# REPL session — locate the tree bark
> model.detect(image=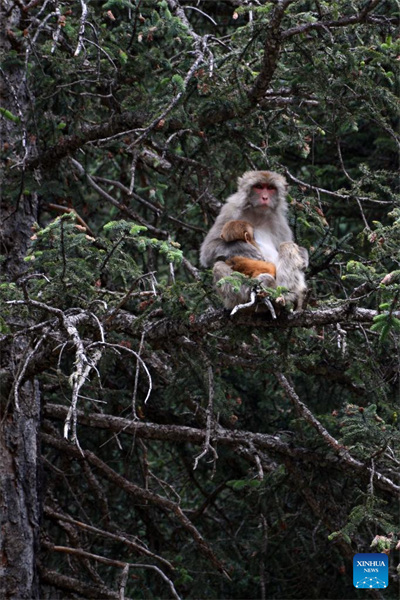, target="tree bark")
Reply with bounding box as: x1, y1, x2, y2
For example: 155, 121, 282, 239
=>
0, 381, 41, 599
0, 2, 42, 597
